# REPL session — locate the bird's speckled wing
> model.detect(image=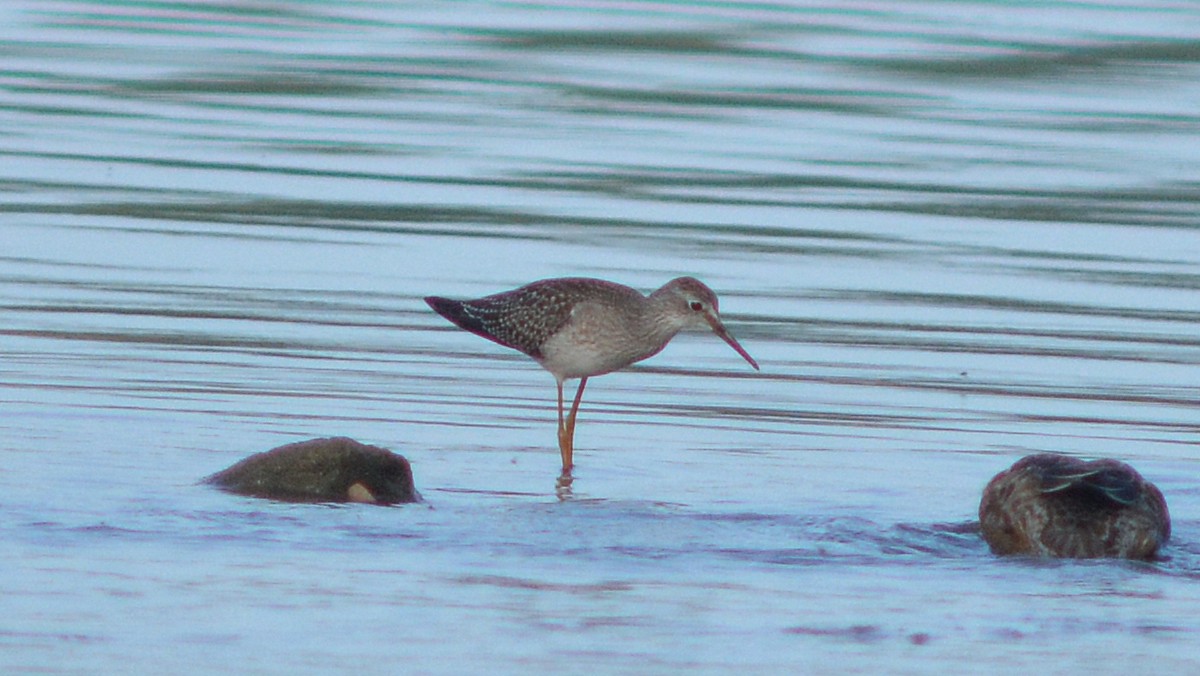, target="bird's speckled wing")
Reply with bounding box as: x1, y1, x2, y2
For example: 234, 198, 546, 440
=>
426, 278, 643, 360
